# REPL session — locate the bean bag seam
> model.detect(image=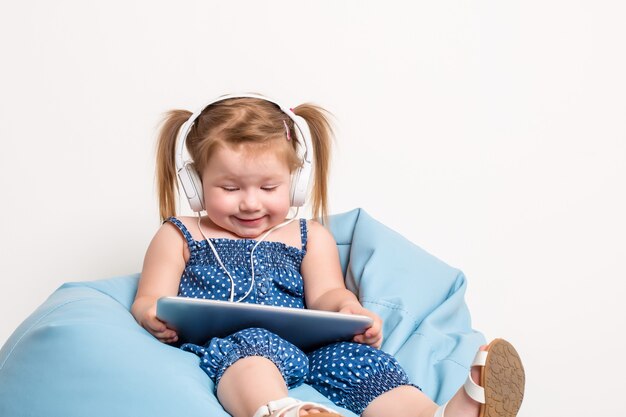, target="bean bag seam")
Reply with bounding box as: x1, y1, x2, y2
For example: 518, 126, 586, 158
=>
0, 298, 100, 371
361, 299, 413, 317
437, 357, 469, 369
361, 301, 473, 367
